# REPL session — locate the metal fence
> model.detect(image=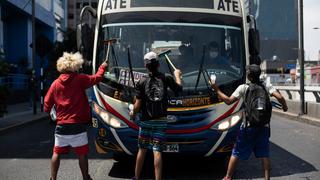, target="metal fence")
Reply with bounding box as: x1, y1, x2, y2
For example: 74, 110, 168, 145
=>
274, 85, 320, 103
